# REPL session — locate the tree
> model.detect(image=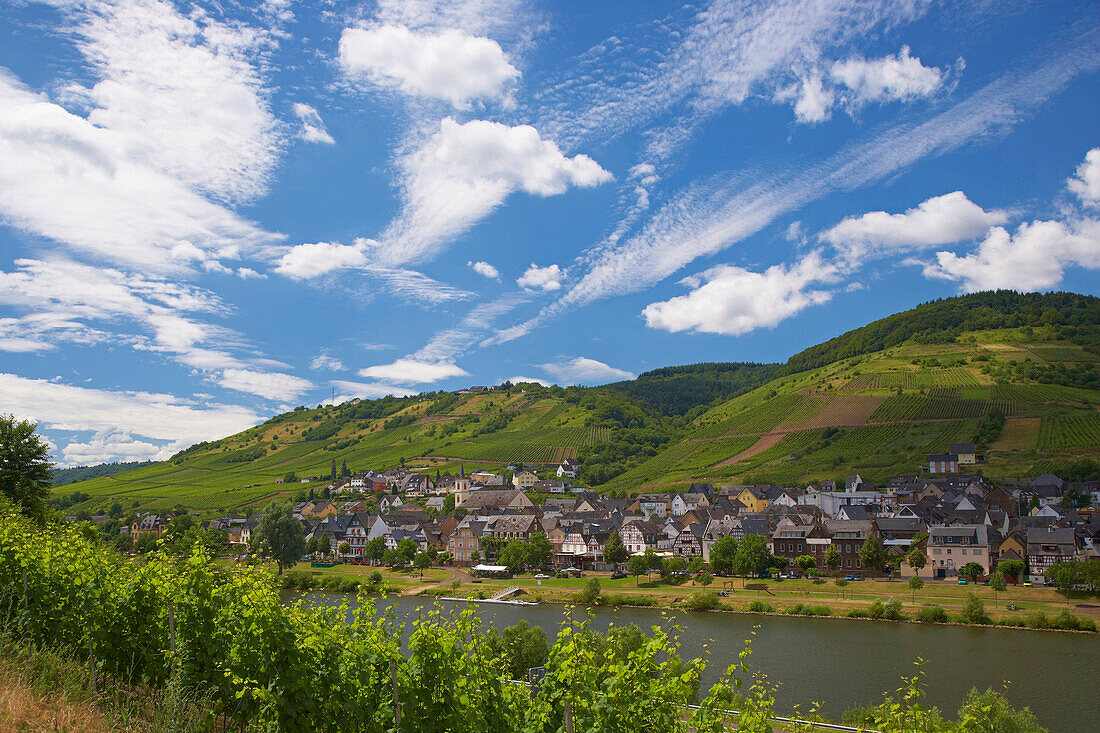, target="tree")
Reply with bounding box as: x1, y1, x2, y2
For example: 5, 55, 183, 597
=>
643, 549, 664, 579
999, 558, 1025, 585
578, 577, 601, 604
365, 537, 386, 564
960, 562, 984, 584
989, 570, 1007, 602
338, 541, 351, 558
698, 572, 714, 587
134, 533, 158, 554
397, 538, 418, 562
858, 536, 888, 576
283, 471, 297, 484
250, 501, 306, 573
961, 592, 987, 624
1046, 560, 1081, 603
306, 535, 319, 558
113, 532, 133, 553
469, 549, 480, 565
527, 533, 552, 568
732, 535, 772, 578
0, 415, 52, 518
413, 550, 433, 576
107, 501, 123, 519
627, 555, 648, 586
317, 532, 331, 559
382, 548, 405, 568
603, 530, 628, 566
499, 540, 530, 573
794, 555, 817, 576
824, 545, 842, 575
908, 575, 924, 602
906, 547, 927, 576
709, 536, 738, 575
